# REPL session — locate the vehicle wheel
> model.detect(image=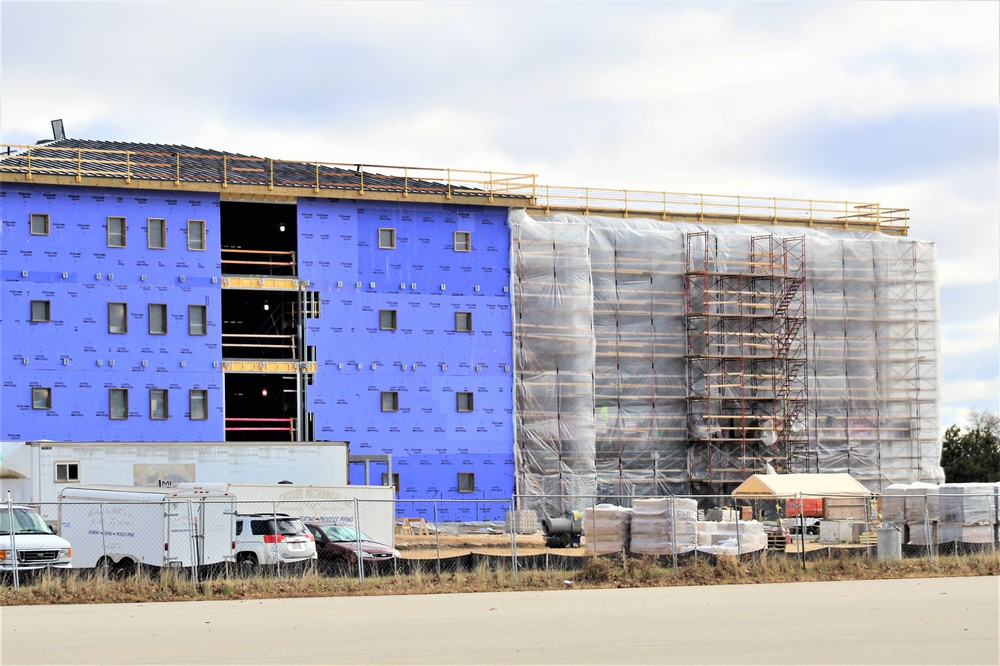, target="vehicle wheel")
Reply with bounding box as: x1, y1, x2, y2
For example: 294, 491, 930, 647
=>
113, 558, 137, 580
94, 557, 113, 580
236, 553, 258, 577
